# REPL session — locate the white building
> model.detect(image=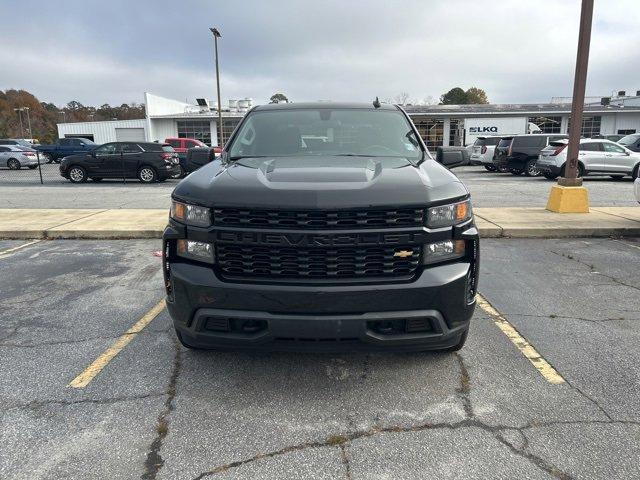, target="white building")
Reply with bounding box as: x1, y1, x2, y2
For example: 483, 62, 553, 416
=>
57, 91, 640, 149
